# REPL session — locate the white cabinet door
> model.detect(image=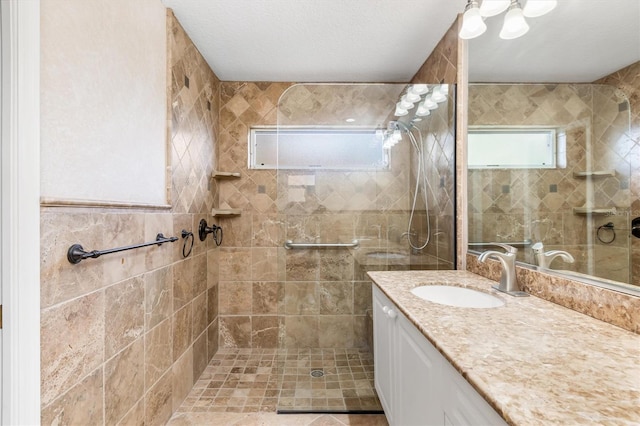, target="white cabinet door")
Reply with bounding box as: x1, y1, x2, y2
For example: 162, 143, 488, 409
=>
442, 360, 507, 426
396, 312, 443, 426
373, 287, 396, 423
